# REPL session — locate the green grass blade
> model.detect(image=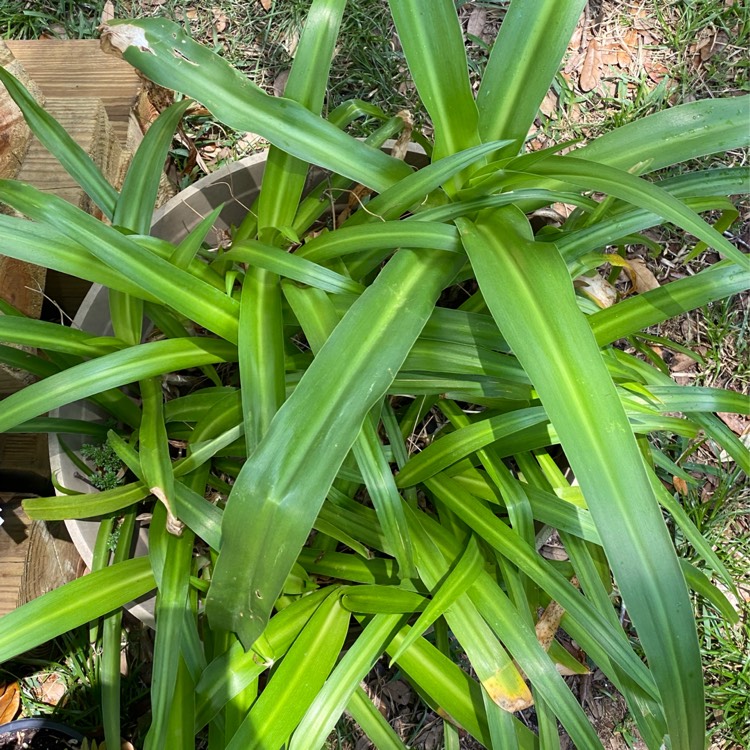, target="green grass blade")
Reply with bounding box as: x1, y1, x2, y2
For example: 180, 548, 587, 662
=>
145, 523, 195, 750
22, 482, 149, 520
388, 535, 484, 664
252, 0, 347, 235
297, 221, 461, 263
115, 99, 191, 233
102, 18, 411, 193
589, 262, 750, 346
140, 376, 178, 530
509, 155, 750, 271
0, 316, 124, 357
0, 215, 161, 301
396, 407, 549, 487
387, 0, 480, 160
101, 510, 137, 750
0, 557, 155, 661
458, 206, 703, 749
477, 0, 586, 150
346, 686, 408, 750
194, 589, 332, 730
220, 242, 365, 294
